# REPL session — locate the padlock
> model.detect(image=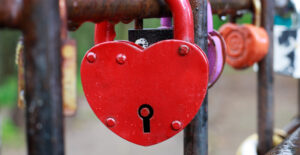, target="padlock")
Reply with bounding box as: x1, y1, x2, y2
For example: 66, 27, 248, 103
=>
219, 0, 269, 69
207, 1, 226, 88
126, 2, 225, 88
81, 0, 209, 146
